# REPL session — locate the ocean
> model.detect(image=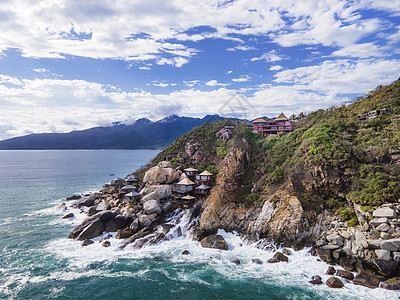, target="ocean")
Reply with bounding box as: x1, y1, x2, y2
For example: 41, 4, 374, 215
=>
0, 150, 397, 299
